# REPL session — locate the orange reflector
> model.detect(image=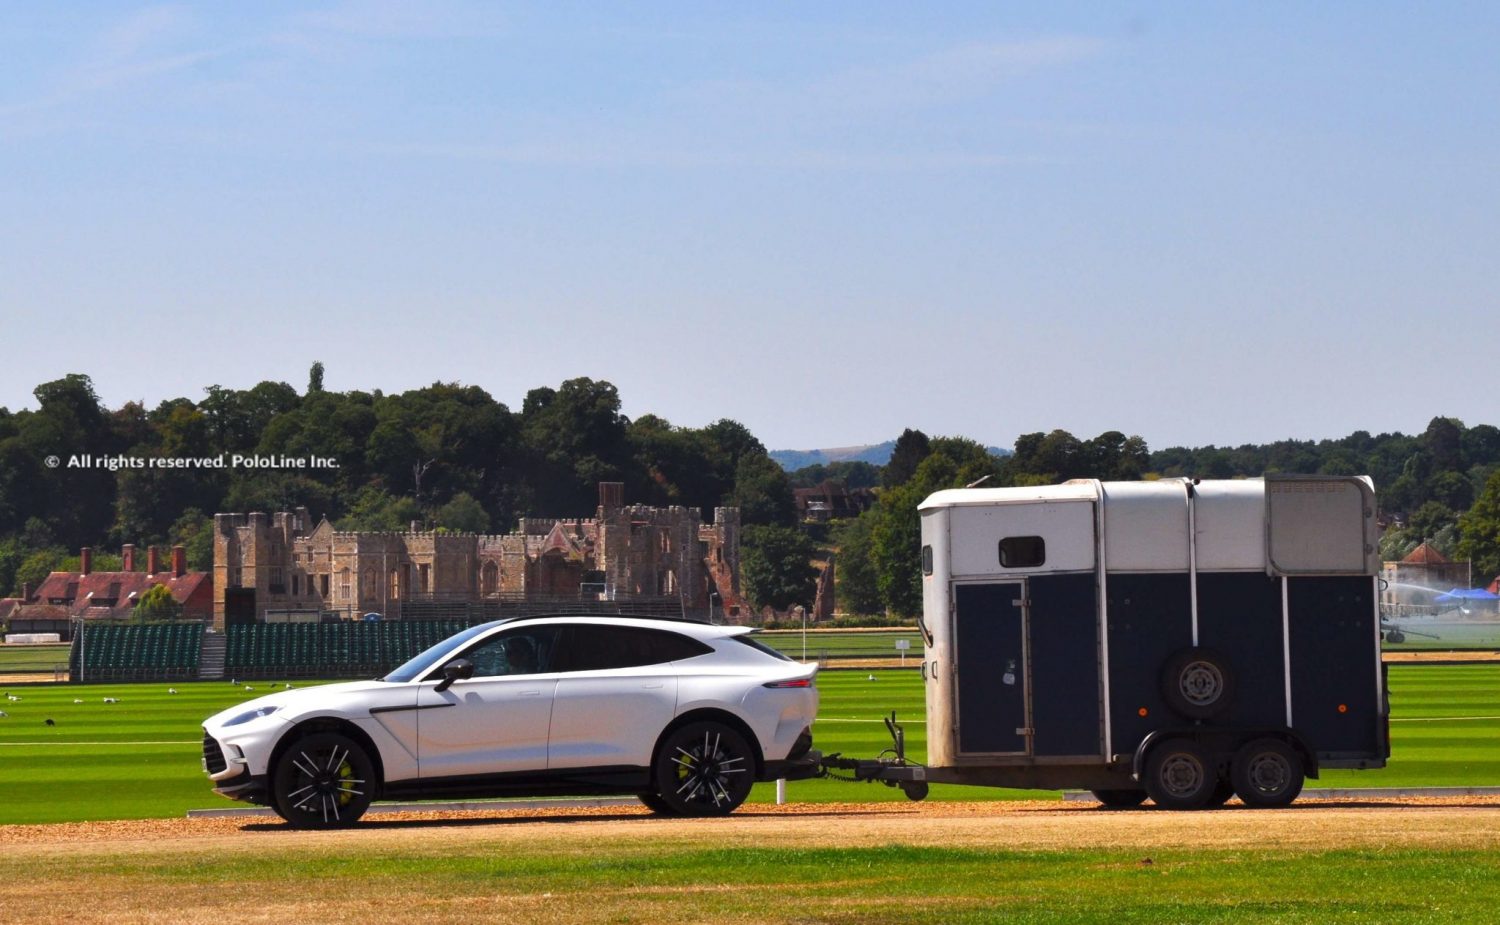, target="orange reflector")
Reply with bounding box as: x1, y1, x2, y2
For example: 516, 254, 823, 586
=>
1138, 707, 1149, 717
1338, 704, 1348, 713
